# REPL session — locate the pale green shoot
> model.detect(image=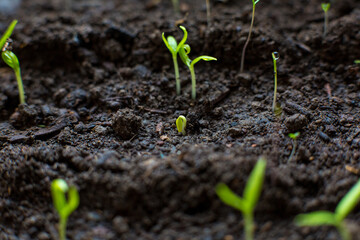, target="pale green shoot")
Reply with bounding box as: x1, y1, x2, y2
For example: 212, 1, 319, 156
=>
288, 132, 300, 162
295, 179, 360, 240
240, 0, 260, 73
216, 157, 267, 240
321, 3, 331, 38
272, 52, 280, 115
51, 179, 80, 240
171, 0, 179, 14
176, 115, 187, 135
206, 0, 211, 27
162, 26, 188, 95
0, 20, 17, 50
179, 40, 217, 99
354, 60, 360, 64
2, 50, 25, 104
